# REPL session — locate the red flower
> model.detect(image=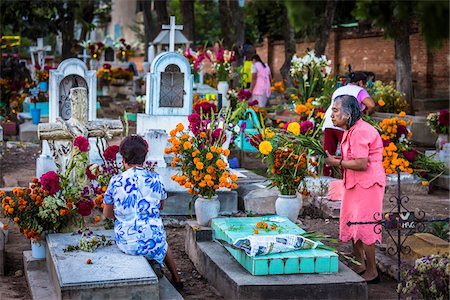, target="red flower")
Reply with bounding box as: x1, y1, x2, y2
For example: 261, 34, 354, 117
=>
188, 112, 201, 127
237, 90, 252, 101
76, 200, 95, 217
396, 125, 408, 138
40, 171, 60, 195
300, 120, 314, 134
73, 136, 89, 152
438, 109, 449, 126
403, 149, 417, 162
103, 145, 120, 161
86, 164, 97, 180
382, 139, 391, 147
